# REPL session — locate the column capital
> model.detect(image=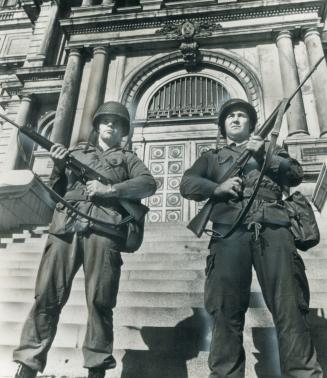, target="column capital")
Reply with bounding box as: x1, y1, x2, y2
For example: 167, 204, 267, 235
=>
18, 94, 34, 103
302, 27, 320, 40
68, 48, 83, 58
93, 45, 110, 56
275, 30, 293, 43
